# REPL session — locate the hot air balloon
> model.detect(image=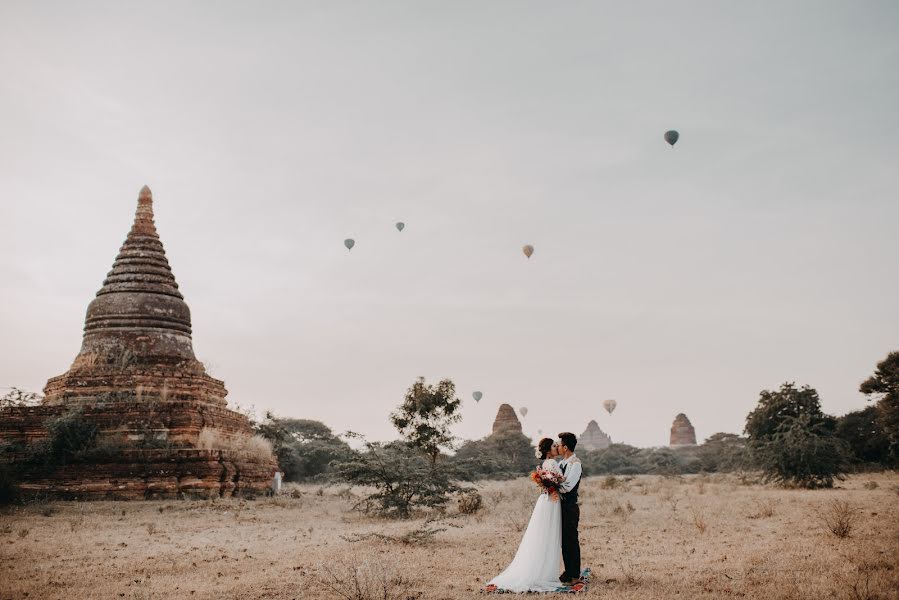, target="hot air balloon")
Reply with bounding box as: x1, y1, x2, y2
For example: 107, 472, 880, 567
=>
472, 391, 482, 402
395, 222, 405, 232
664, 130, 679, 146
603, 399, 617, 415
520, 407, 528, 417
344, 238, 355, 251
522, 244, 534, 259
